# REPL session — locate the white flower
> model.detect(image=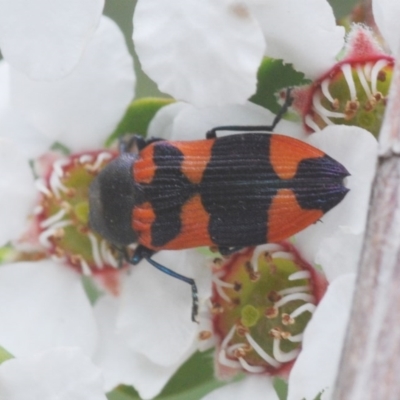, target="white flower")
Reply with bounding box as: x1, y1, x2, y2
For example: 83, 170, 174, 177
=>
0, 0, 104, 80
0, 2, 385, 398
372, 0, 400, 57
0, 15, 135, 246
106, 98, 377, 398
0, 14, 138, 397
0, 347, 107, 400
287, 274, 355, 400
133, 0, 344, 107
